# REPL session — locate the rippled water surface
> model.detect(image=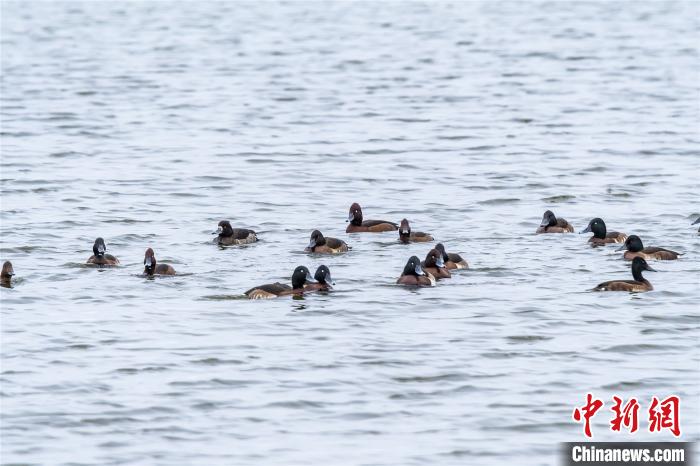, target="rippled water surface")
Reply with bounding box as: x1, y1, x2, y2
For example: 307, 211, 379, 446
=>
2, 2, 699, 465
